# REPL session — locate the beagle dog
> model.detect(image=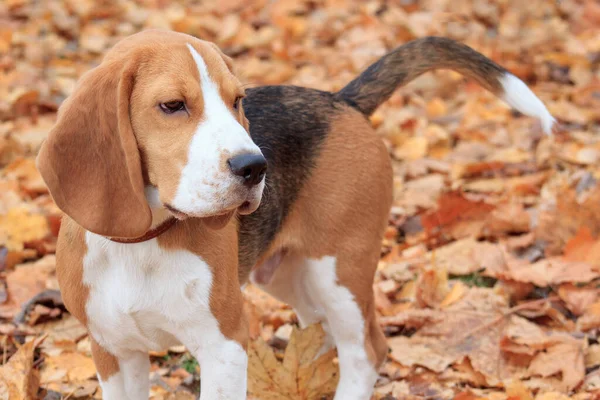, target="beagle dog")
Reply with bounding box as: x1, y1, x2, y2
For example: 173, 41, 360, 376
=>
36, 30, 554, 400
